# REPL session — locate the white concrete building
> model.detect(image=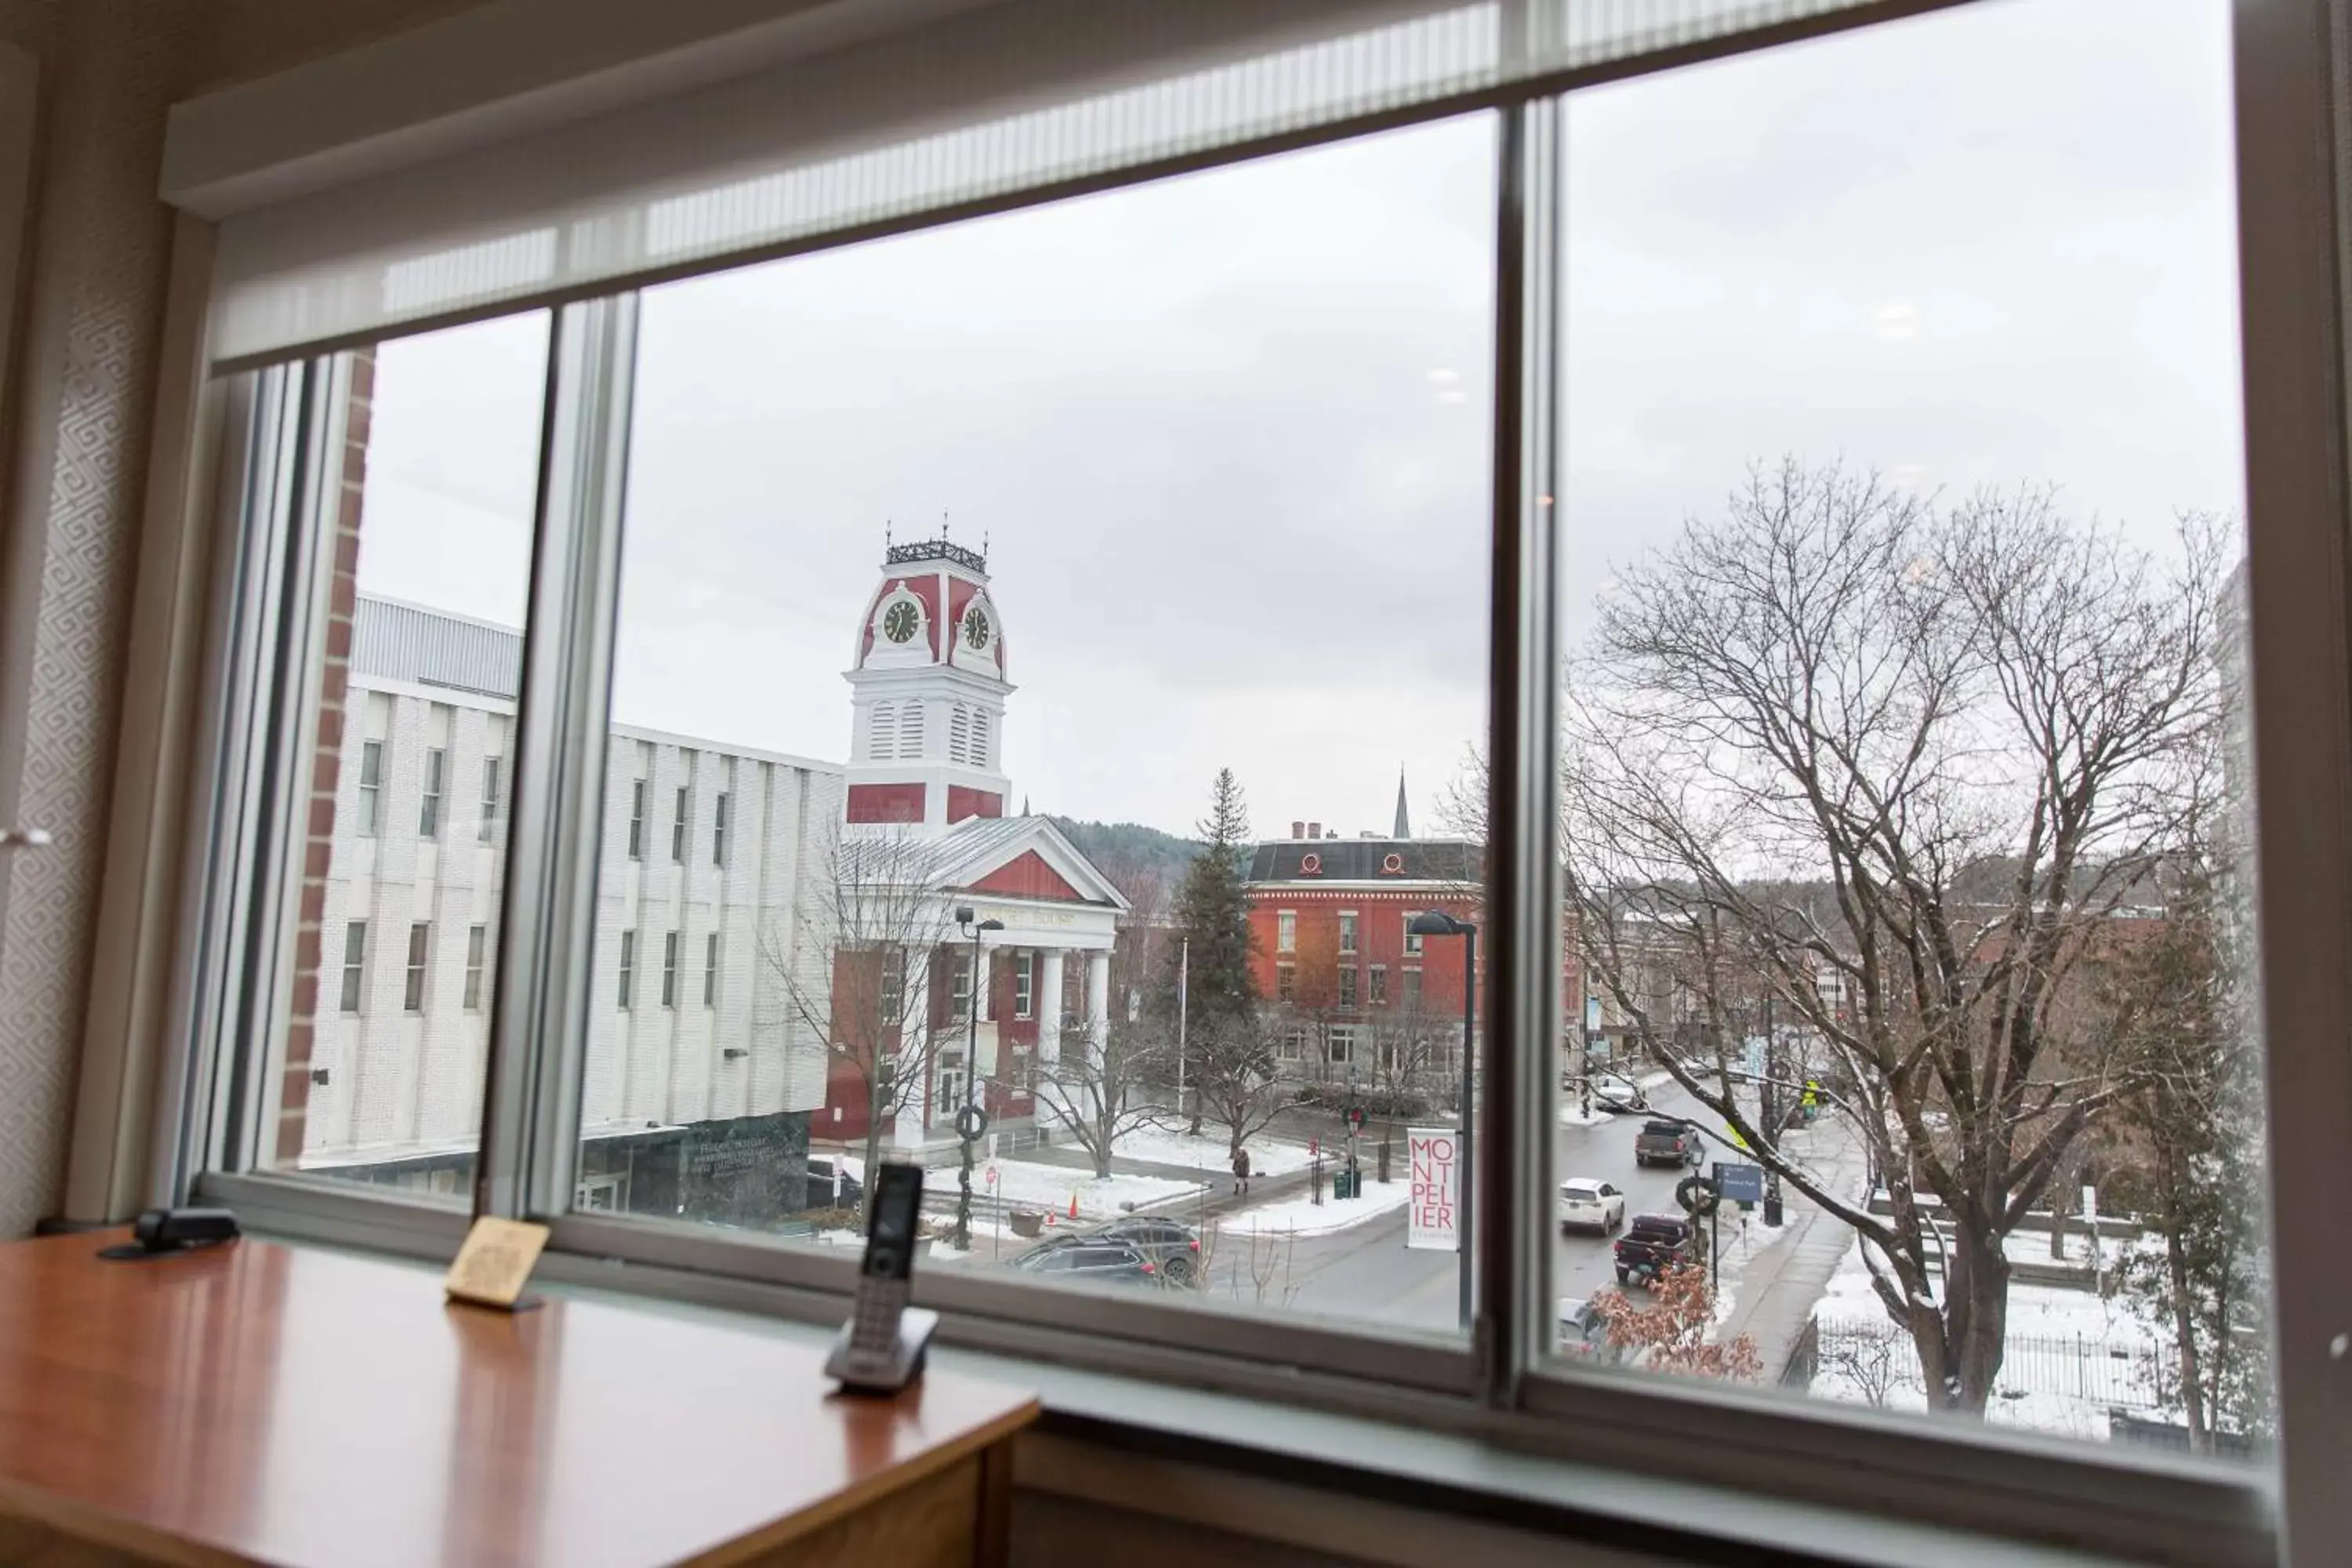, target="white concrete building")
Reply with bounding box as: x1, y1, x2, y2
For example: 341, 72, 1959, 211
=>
304, 595, 839, 1221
